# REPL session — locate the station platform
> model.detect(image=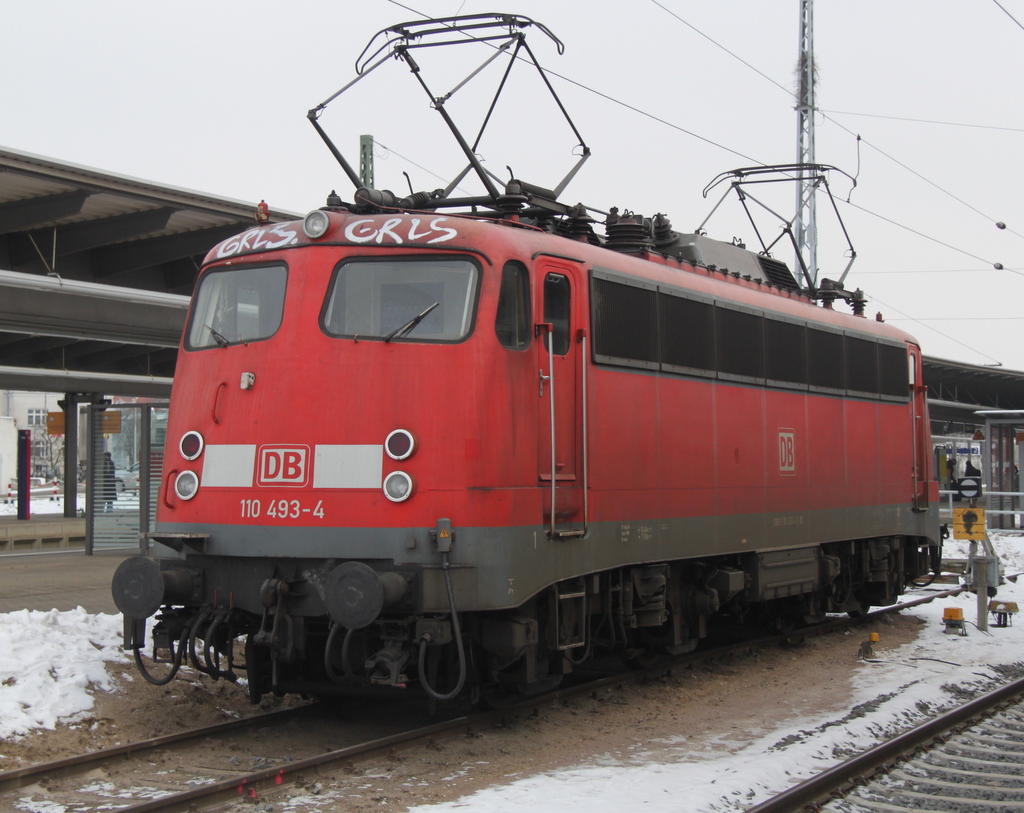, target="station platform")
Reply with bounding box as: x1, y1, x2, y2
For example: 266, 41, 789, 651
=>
0, 548, 132, 615
0, 514, 88, 554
